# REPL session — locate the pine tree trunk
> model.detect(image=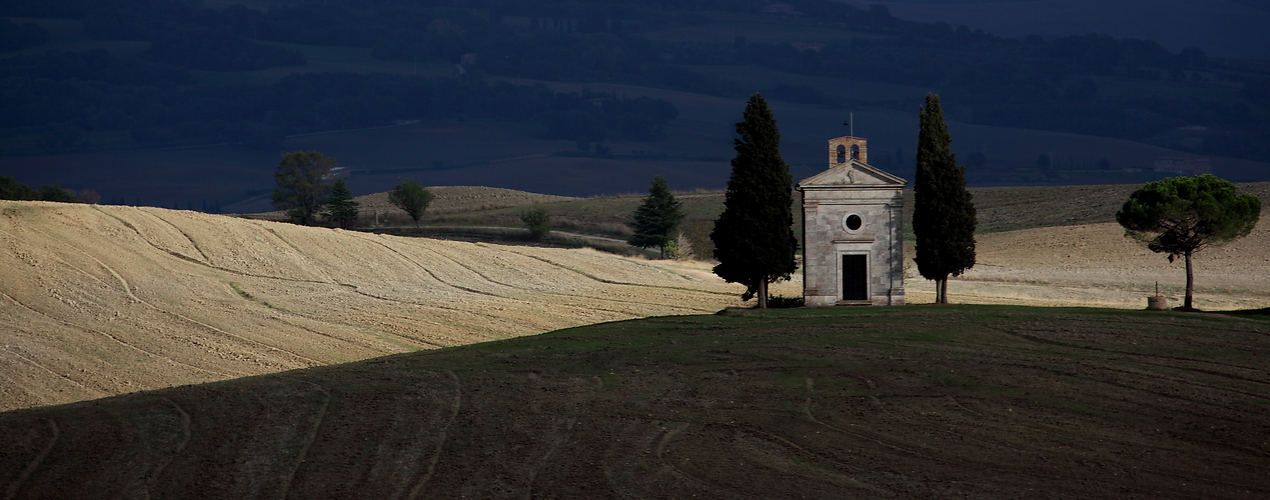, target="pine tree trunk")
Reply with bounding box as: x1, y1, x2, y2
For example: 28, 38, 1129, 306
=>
758, 280, 768, 309
1184, 250, 1194, 310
